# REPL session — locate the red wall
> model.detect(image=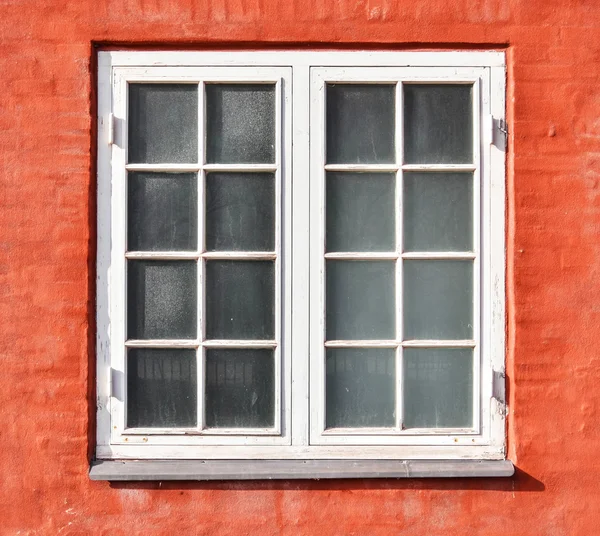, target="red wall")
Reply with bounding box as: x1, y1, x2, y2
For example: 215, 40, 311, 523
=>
1, 0, 600, 534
